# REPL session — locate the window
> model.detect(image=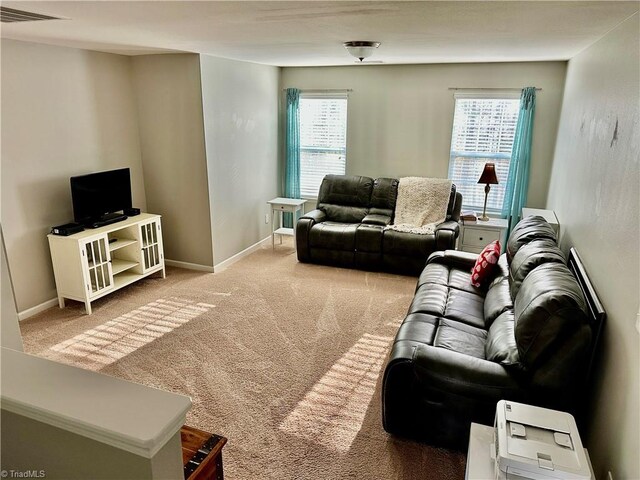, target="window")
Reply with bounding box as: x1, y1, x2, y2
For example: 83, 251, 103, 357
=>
448, 95, 520, 213
299, 95, 348, 197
